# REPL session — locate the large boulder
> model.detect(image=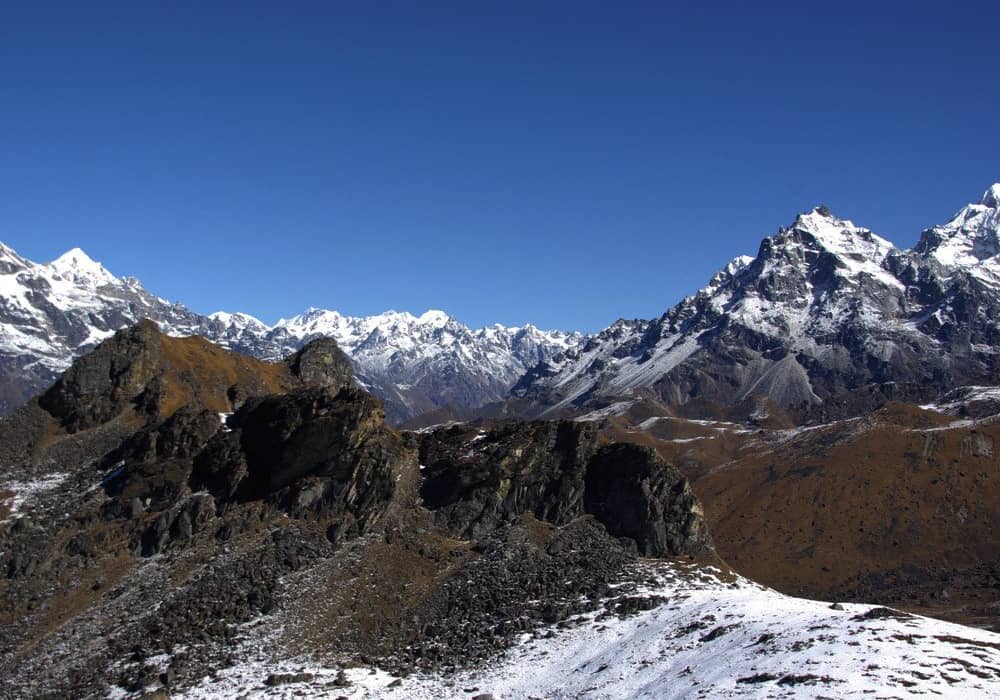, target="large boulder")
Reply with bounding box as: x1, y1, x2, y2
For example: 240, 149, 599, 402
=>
286, 337, 354, 392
